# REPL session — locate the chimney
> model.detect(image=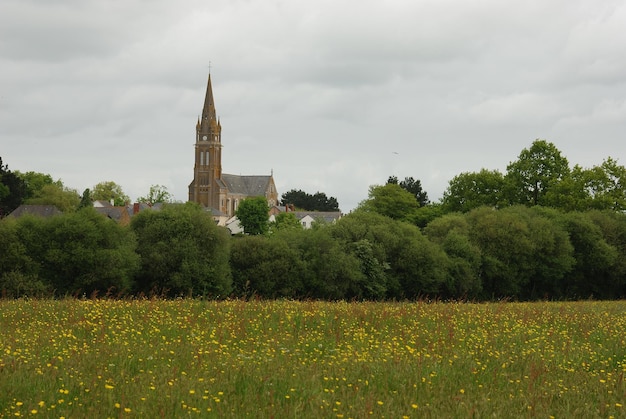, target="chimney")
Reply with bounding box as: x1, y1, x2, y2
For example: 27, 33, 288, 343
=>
133, 203, 140, 215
